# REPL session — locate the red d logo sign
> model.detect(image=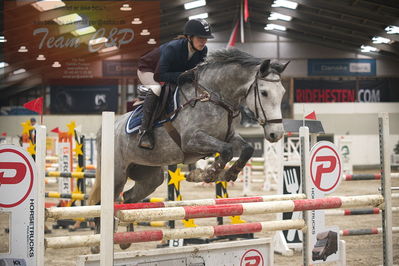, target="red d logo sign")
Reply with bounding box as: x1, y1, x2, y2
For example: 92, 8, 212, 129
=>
240, 249, 264, 266
0, 162, 27, 184
310, 142, 342, 194
0, 146, 35, 208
